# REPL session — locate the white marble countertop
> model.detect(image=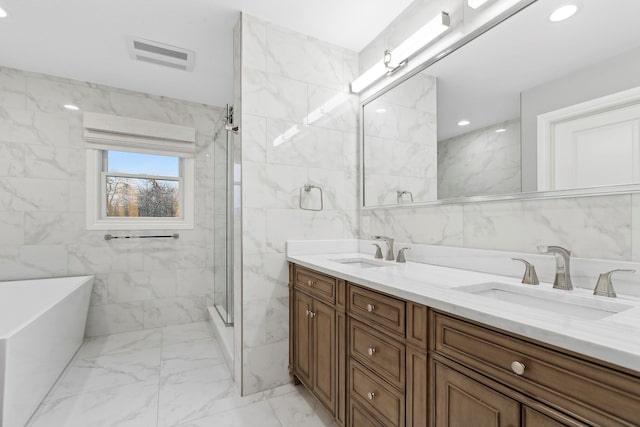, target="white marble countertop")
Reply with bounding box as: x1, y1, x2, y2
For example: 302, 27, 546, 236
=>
287, 247, 640, 372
